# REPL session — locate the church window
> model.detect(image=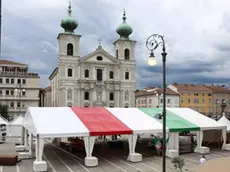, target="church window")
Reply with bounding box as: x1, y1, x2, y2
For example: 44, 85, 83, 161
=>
67, 43, 73, 55
67, 102, 72, 107
97, 69, 103, 81
85, 69, 89, 78
97, 56, 103, 61
109, 71, 114, 79
116, 49, 119, 59
67, 68, 72, 77
125, 72, 129, 80
110, 93, 114, 101
84, 92, 89, 100
124, 49, 130, 60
